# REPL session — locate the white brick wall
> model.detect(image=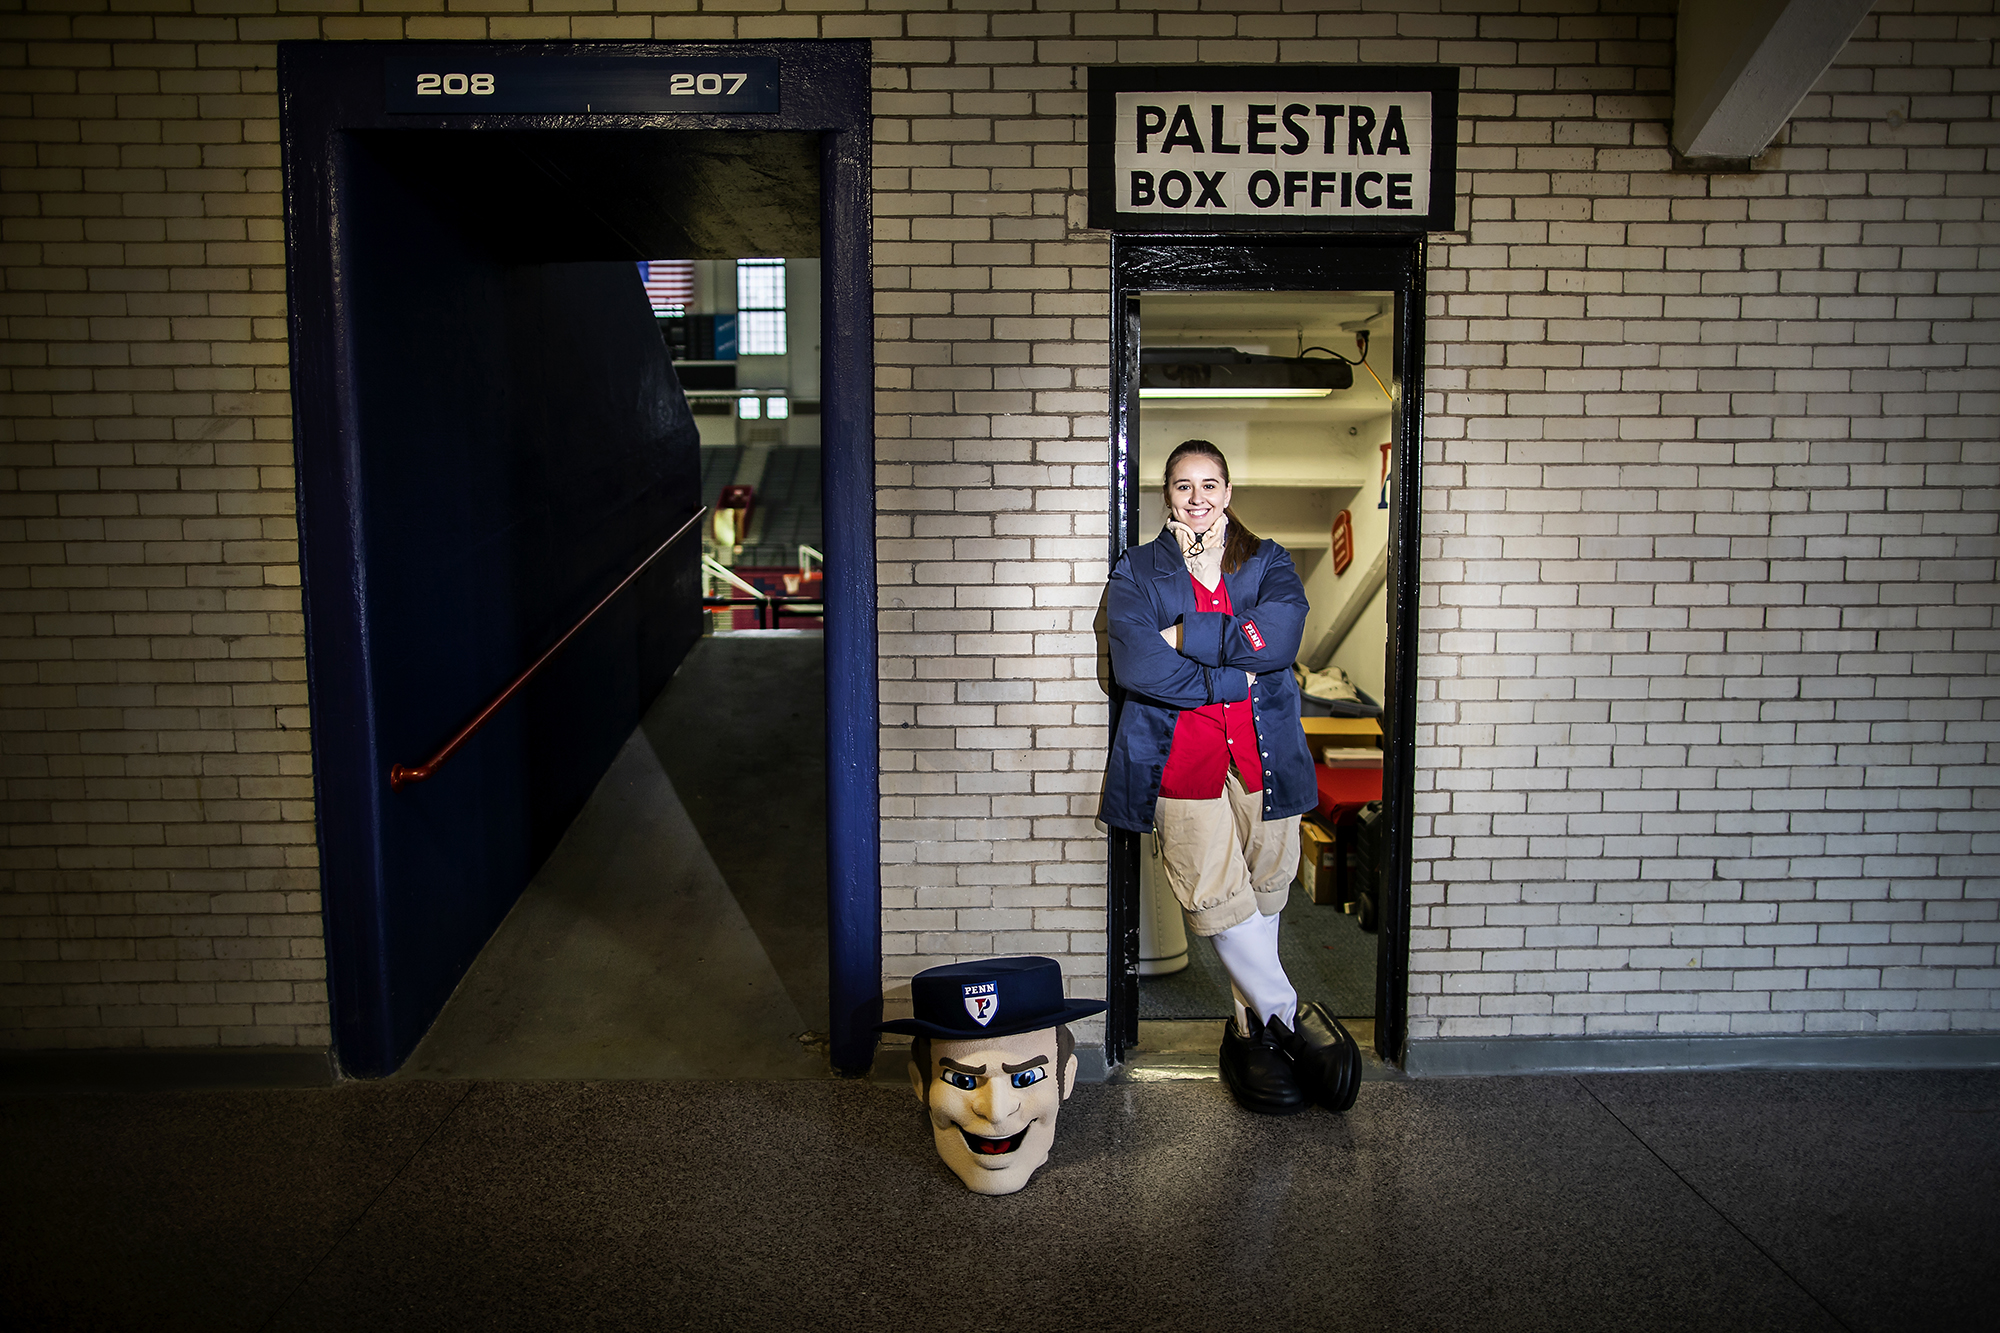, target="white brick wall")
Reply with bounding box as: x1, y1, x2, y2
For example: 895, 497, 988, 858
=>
2, 0, 1992, 1053
1413, 0, 2000, 1041
871, 15, 1114, 1019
